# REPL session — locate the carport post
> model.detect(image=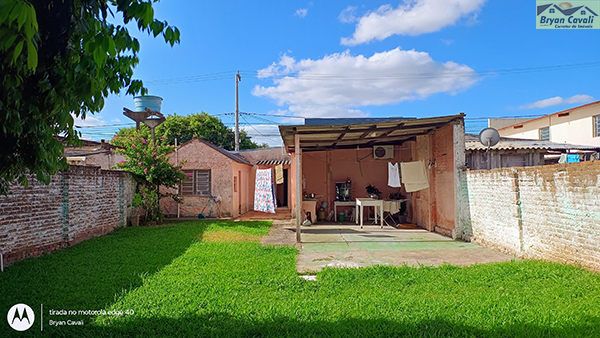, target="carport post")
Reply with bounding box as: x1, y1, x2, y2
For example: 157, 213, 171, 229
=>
295, 133, 302, 243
